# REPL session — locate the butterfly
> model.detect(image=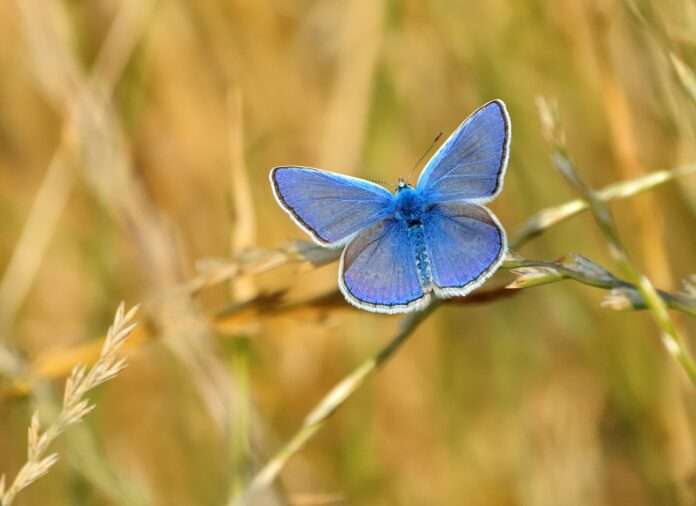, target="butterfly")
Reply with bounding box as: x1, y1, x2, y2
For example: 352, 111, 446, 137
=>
270, 99, 510, 314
